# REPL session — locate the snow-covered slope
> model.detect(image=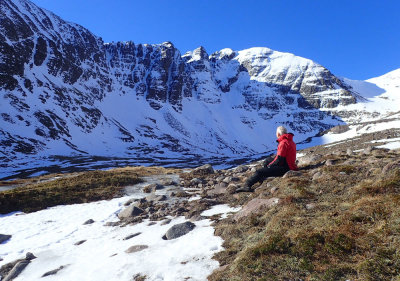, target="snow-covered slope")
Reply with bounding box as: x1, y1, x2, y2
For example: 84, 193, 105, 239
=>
0, 0, 398, 179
